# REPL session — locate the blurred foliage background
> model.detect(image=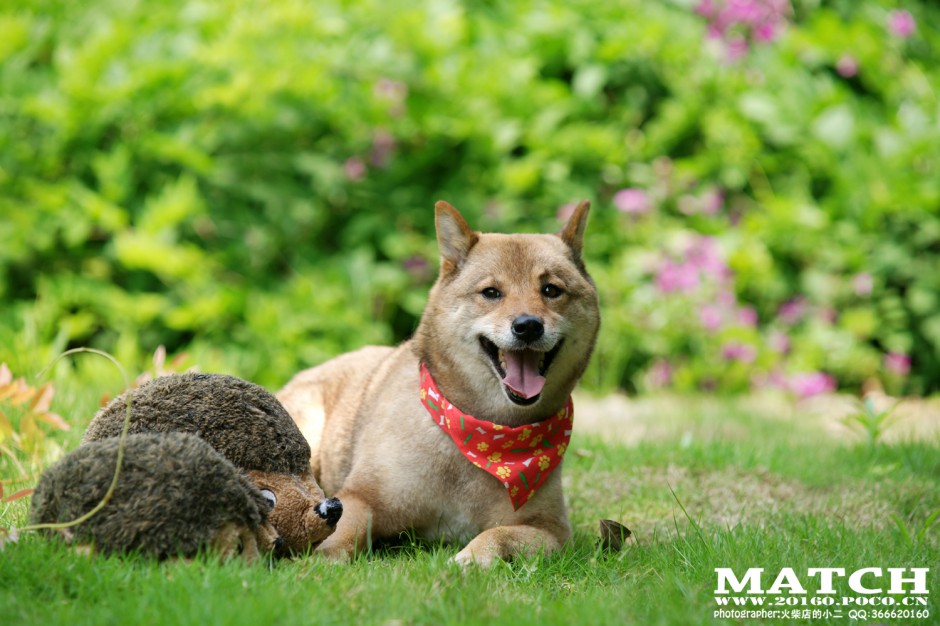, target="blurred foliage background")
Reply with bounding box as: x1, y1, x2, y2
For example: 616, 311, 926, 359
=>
1, 0, 938, 396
